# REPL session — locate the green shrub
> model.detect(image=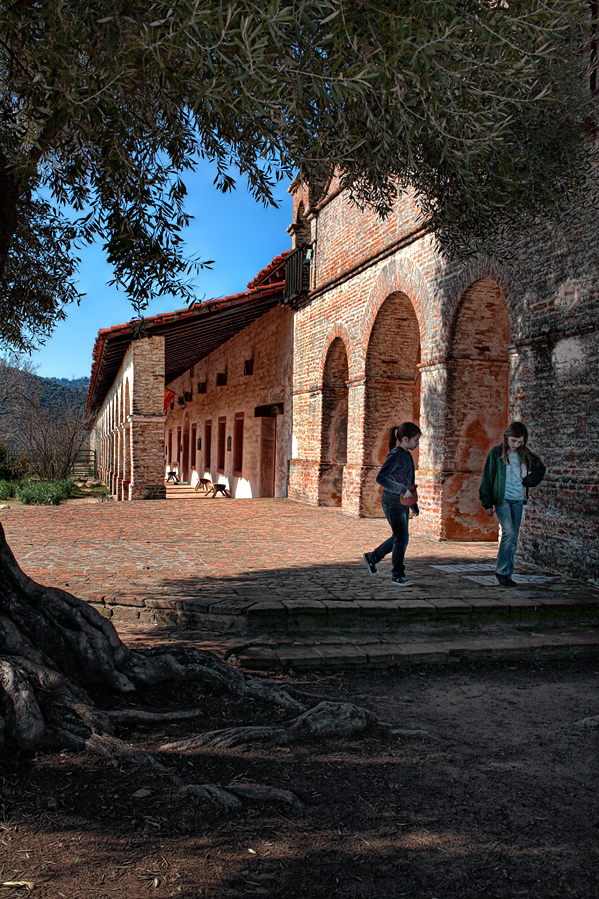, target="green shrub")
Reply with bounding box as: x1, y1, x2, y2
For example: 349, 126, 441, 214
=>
16, 481, 59, 505
13, 477, 78, 505
52, 478, 77, 500
0, 480, 16, 500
